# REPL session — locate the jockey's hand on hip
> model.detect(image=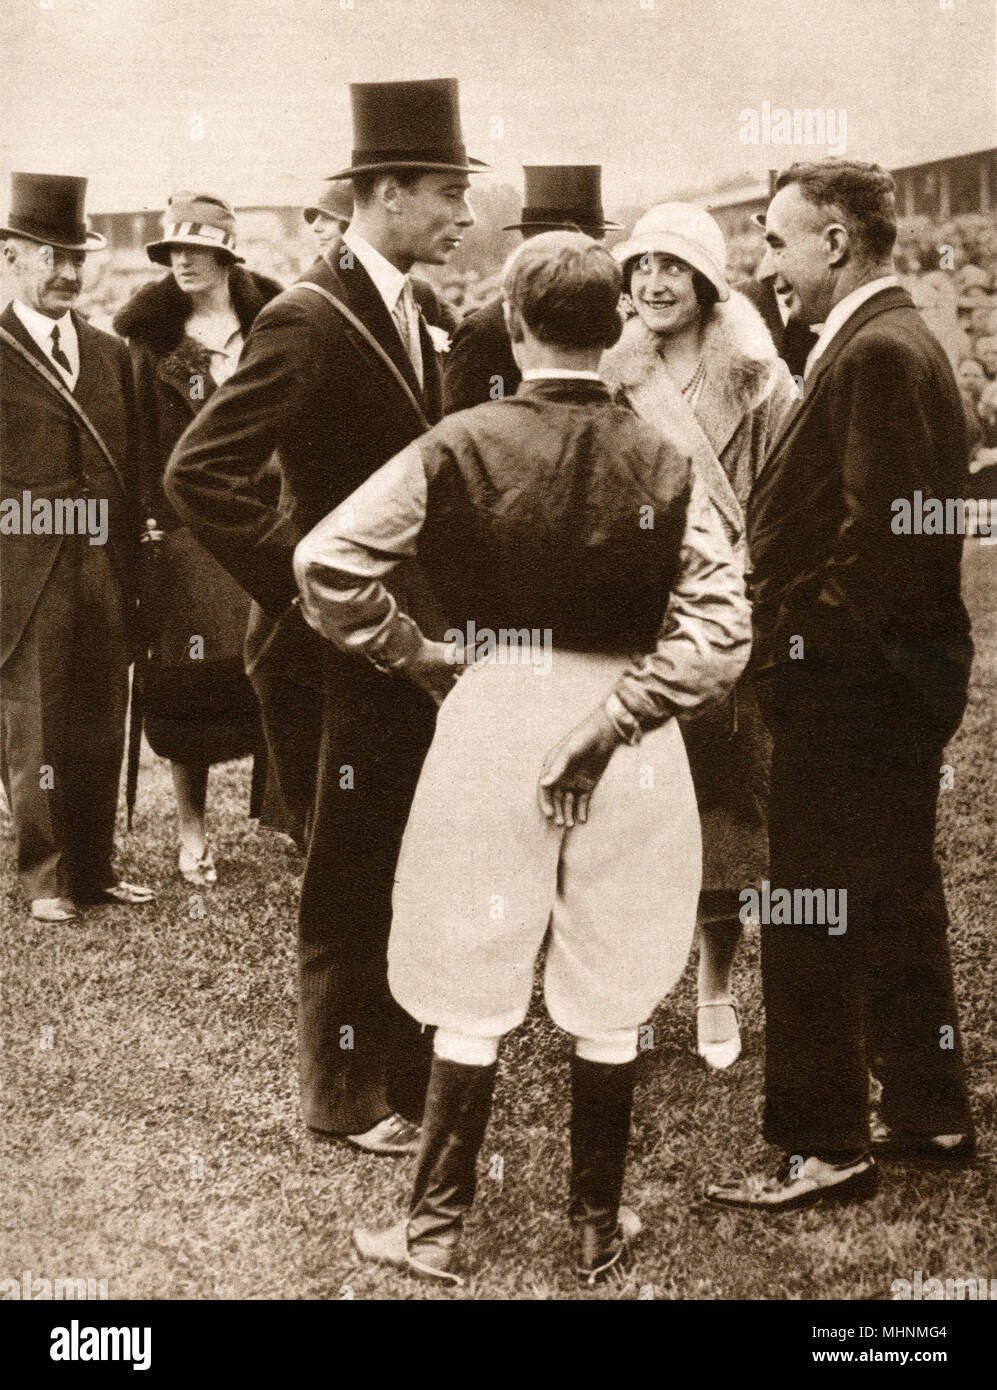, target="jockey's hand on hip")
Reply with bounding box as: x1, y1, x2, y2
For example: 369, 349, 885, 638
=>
538, 707, 623, 828
404, 637, 470, 708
